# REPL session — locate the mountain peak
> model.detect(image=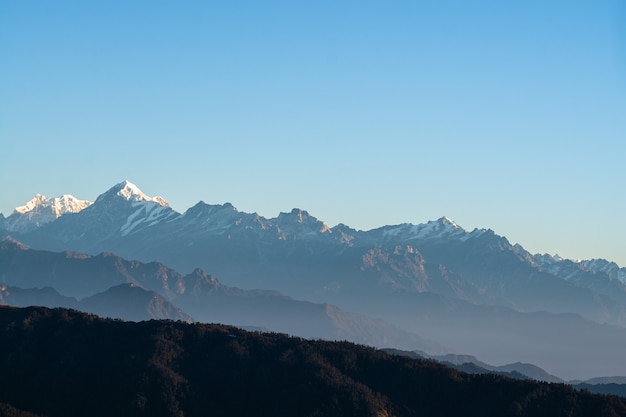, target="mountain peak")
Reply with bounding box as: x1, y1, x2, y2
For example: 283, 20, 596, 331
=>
114, 180, 143, 198
437, 216, 463, 230
13, 194, 47, 214
99, 180, 169, 207
417, 216, 466, 236
276, 208, 311, 223
6, 193, 93, 232
183, 201, 239, 219
290, 208, 309, 221
13, 193, 92, 216
380, 216, 468, 242
274, 208, 331, 233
